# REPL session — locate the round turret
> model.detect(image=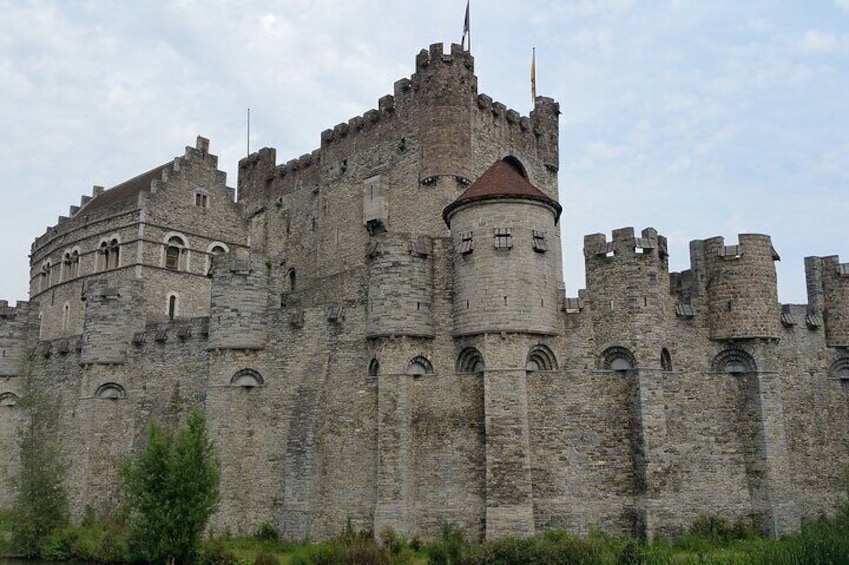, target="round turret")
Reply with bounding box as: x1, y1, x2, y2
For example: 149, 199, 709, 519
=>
702, 234, 781, 340
444, 159, 562, 337
365, 235, 434, 338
